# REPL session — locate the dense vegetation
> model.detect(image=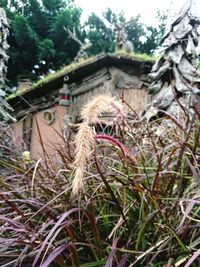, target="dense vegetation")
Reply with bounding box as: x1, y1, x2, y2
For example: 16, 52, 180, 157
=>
0, 0, 166, 83
0, 97, 200, 266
